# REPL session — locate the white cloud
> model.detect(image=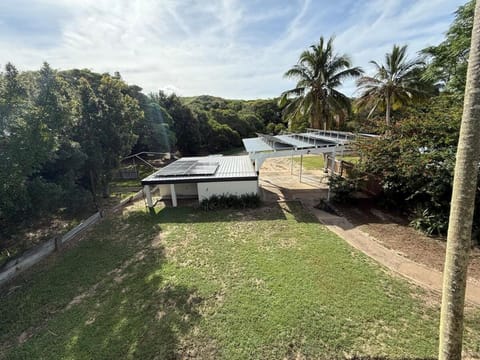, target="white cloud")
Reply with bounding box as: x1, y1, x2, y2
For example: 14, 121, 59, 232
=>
0, 0, 466, 98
